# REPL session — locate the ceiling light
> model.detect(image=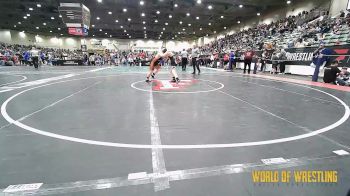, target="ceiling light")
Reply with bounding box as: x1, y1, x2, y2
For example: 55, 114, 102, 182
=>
165, 22, 168, 25
178, 32, 181, 34
155, 19, 158, 23
214, 31, 216, 33
120, 26, 123, 28
60, 34, 63, 36
123, 8, 127, 12
193, 32, 196, 34
224, 26, 227, 29
27, 14, 30, 17
18, 22, 21, 24
237, 21, 241, 24
108, 11, 112, 15
174, 4, 178, 7
36, 27, 39, 29
50, 30, 52, 33
188, 24, 191, 26
208, 5, 213, 10
128, 18, 131, 21
140, 1, 145, 5
161, 32, 163, 34
239, 5, 243, 8
144, 27, 146, 29
93, 35, 95, 37
110, 35, 112, 38
208, 23, 211, 25
29, 8, 33, 11
287, 0, 291, 4
115, 20, 119, 23
23, 16, 27, 19
186, 13, 190, 16
141, 13, 145, 17
220, 16, 224, 19
143, 21, 146, 24
14, 25, 16, 28
169, 15, 172, 18
97, 0, 102, 2
197, 0, 201, 4
200, 27, 202, 30
156, 11, 160, 14
179, 21, 183, 24
129, 36, 131, 38
99, 29, 102, 31
257, 13, 261, 16
43, 23, 46, 26
59, 15, 62, 18
51, 17, 55, 20
58, 28, 61, 30
163, 27, 165, 30
124, 30, 127, 32
196, 16, 199, 20
96, 17, 100, 20
92, 25, 95, 27
182, 28, 185, 31
127, 33, 129, 35
105, 32, 107, 35
37, 4, 41, 7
